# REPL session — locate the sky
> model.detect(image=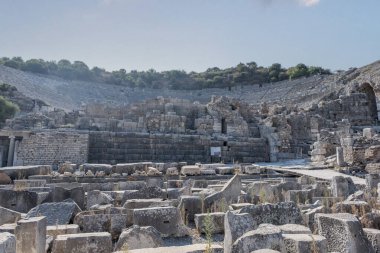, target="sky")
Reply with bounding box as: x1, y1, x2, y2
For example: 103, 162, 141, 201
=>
0, 0, 379, 72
